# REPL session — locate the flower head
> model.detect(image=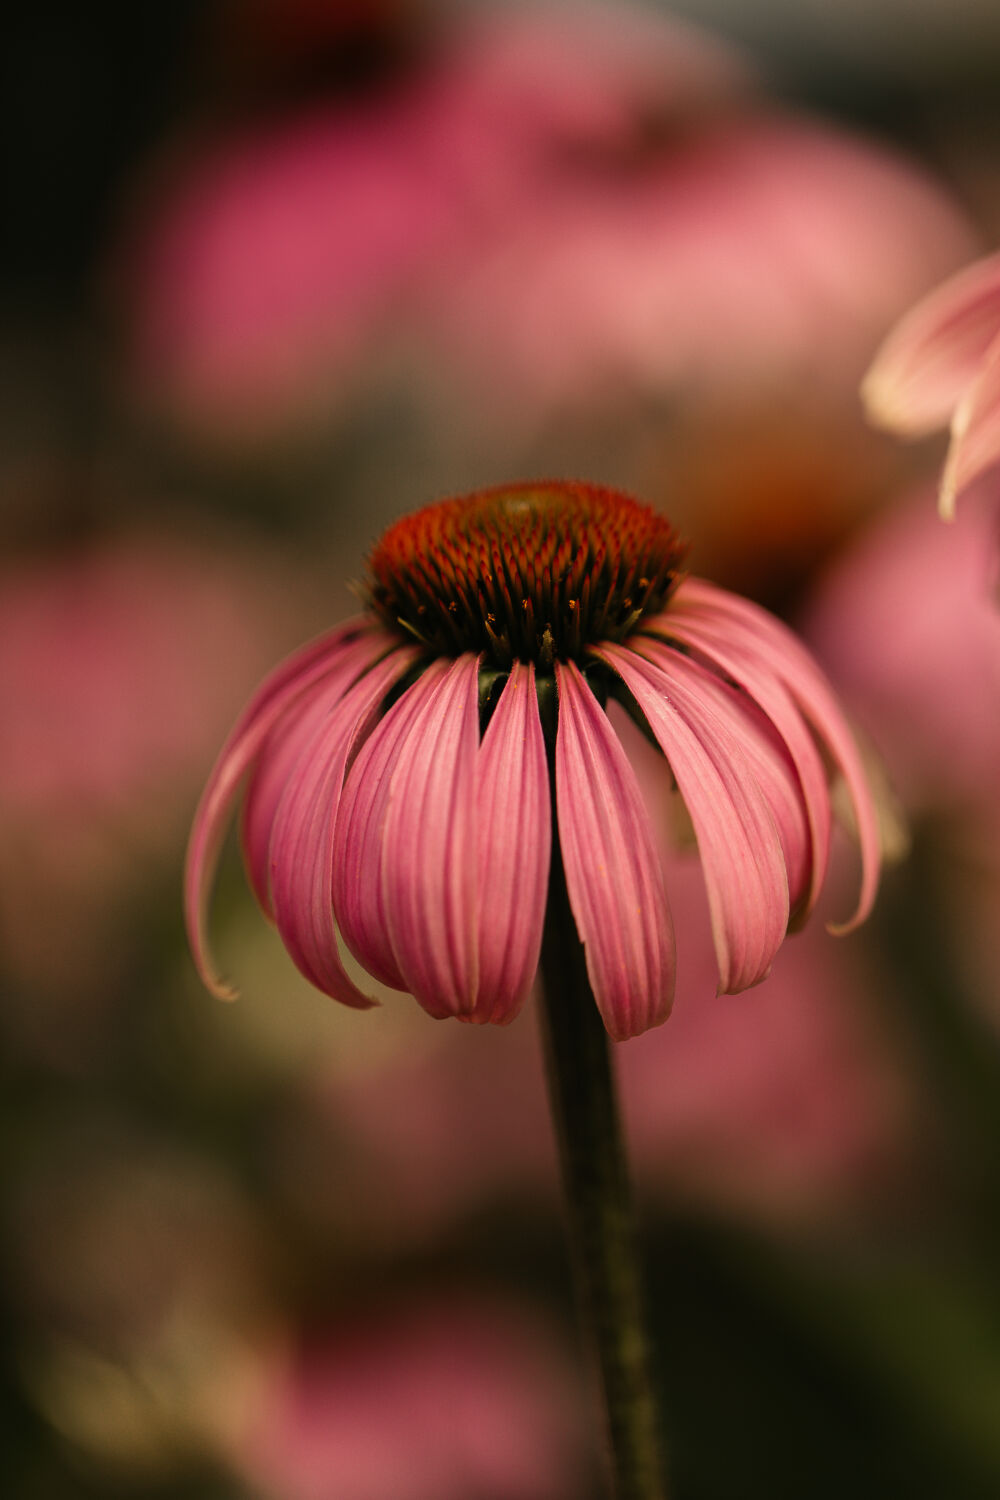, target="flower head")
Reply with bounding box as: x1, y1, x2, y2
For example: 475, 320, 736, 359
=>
368, 484, 686, 668
862, 250, 1000, 518
186, 482, 880, 1041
